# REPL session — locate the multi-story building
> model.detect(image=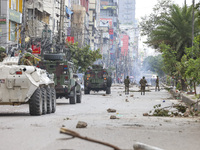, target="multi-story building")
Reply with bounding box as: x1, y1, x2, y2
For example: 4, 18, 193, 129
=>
0, 0, 23, 50
89, 0, 101, 51
70, 0, 89, 47
118, 0, 135, 24
99, 0, 119, 68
